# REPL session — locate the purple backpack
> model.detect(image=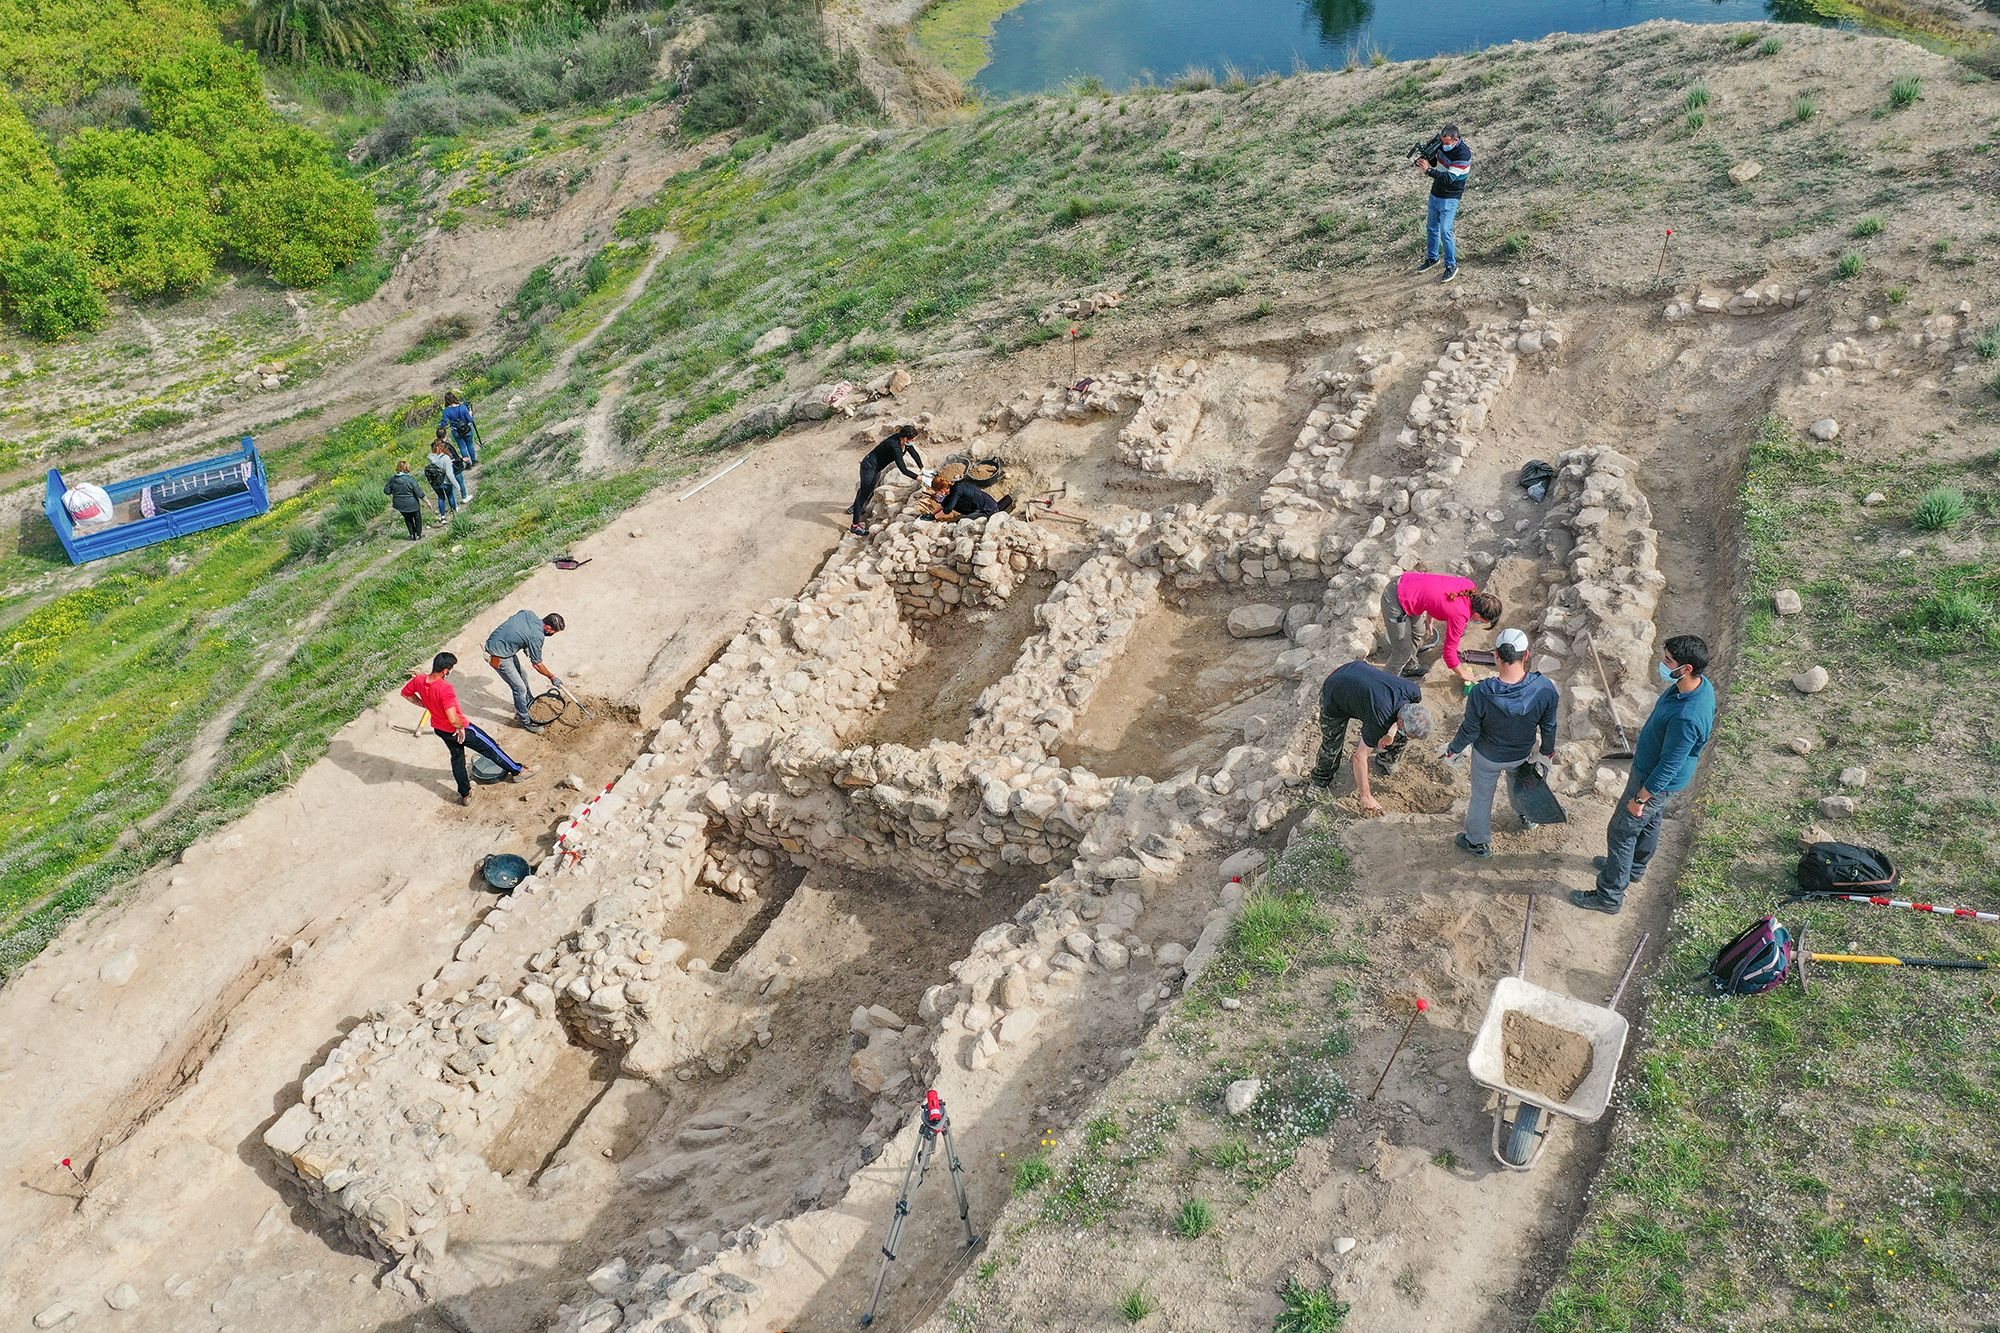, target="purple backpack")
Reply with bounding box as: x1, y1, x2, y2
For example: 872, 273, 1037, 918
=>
1707, 917, 1794, 995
